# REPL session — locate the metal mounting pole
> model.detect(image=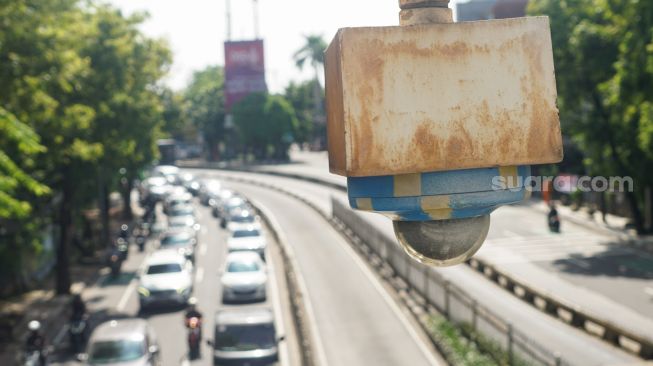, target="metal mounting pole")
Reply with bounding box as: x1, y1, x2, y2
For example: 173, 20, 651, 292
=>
226, 0, 232, 41
398, 0, 453, 25
252, 0, 260, 39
